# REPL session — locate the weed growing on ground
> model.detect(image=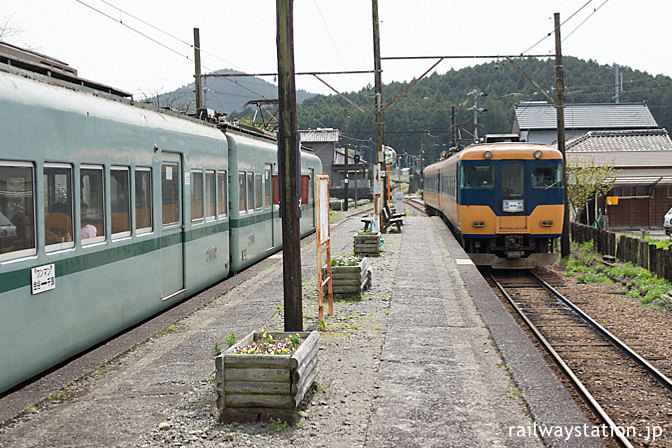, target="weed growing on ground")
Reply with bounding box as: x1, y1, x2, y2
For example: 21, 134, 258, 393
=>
213, 341, 222, 356
225, 332, 237, 348
268, 418, 289, 432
